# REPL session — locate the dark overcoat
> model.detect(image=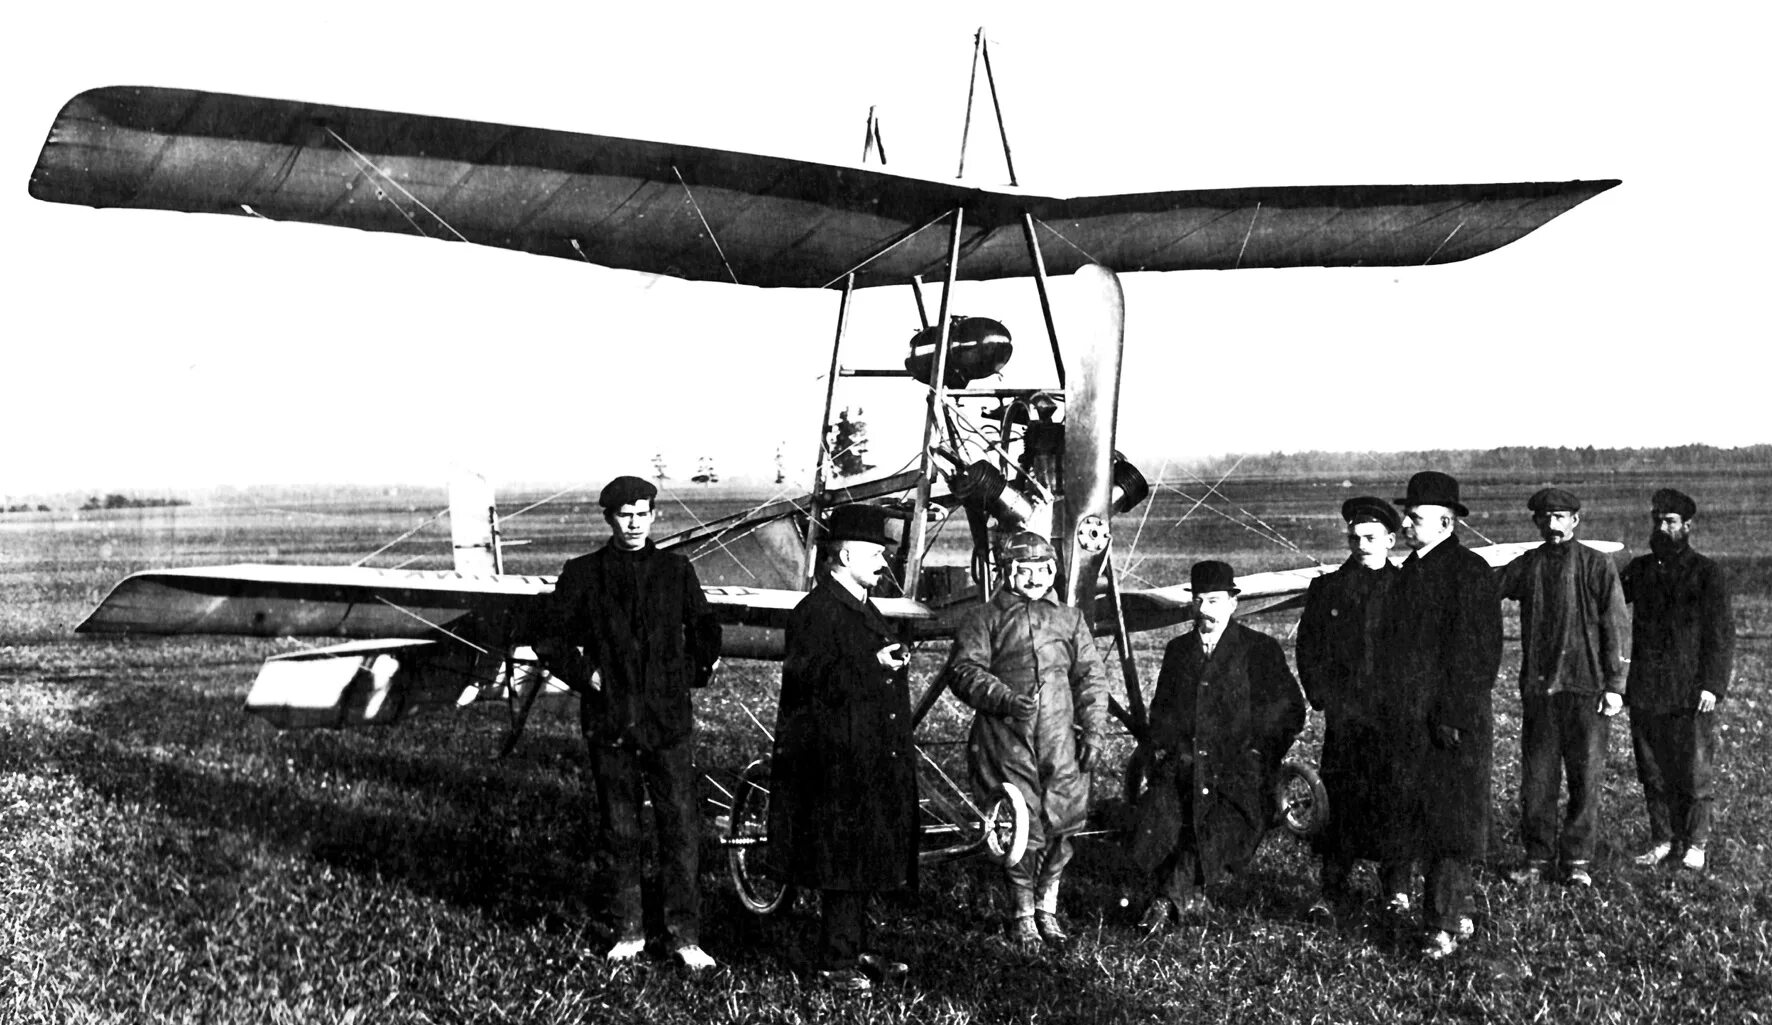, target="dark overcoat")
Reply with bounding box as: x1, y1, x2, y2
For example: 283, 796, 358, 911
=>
1130, 620, 1306, 881
1373, 535, 1503, 860
769, 578, 918, 892
945, 588, 1111, 840
1295, 557, 1399, 861
1622, 545, 1734, 710
549, 542, 721, 750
